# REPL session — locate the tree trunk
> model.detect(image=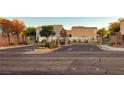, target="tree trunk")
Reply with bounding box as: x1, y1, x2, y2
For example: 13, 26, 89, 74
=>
46, 37, 49, 43
57, 36, 60, 47
16, 33, 20, 44
7, 32, 11, 45
64, 37, 68, 45
50, 36, 52, 43
22, 35, 24, 42
33, 36, 35, 44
